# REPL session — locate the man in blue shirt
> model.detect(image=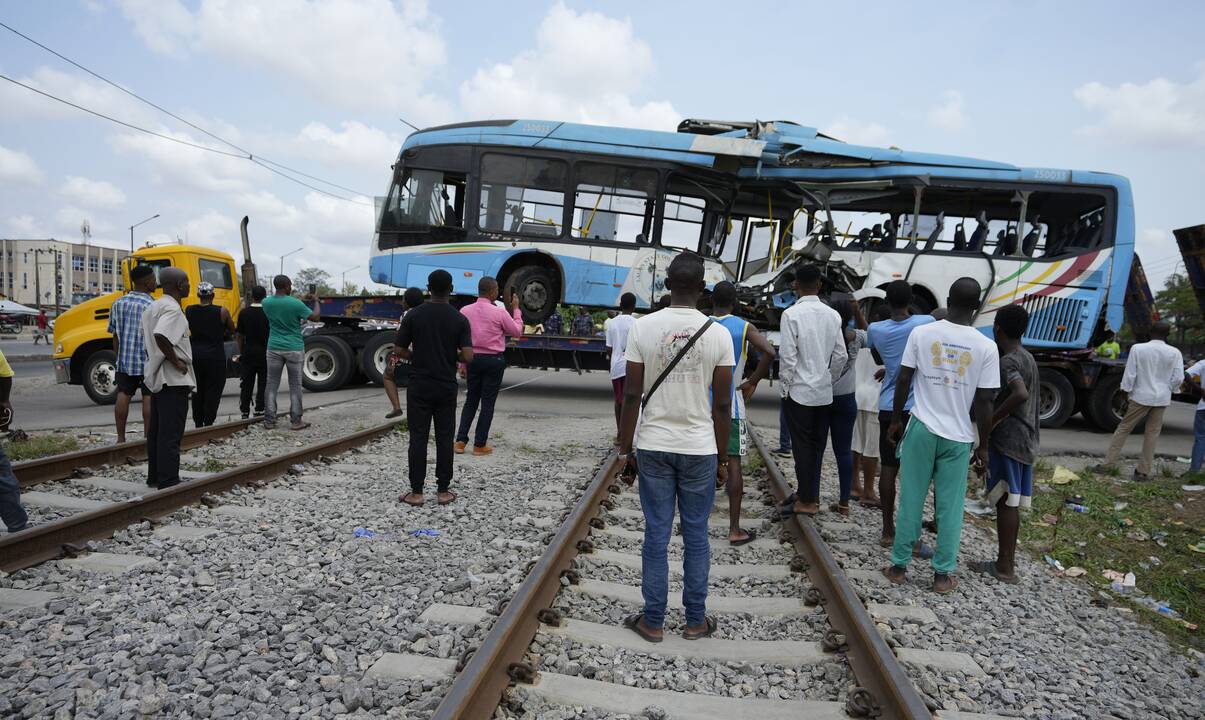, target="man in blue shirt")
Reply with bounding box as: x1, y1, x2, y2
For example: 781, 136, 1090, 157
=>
107, 264, 156, 444
866, 280, 933, 547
